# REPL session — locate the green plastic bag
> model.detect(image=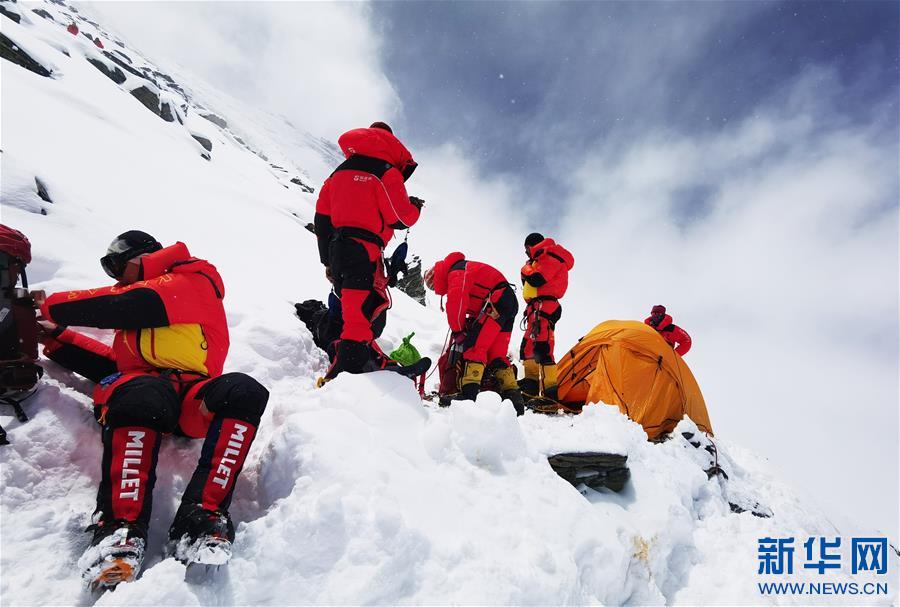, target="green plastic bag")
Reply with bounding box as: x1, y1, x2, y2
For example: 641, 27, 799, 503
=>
389, 332, 422, 367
